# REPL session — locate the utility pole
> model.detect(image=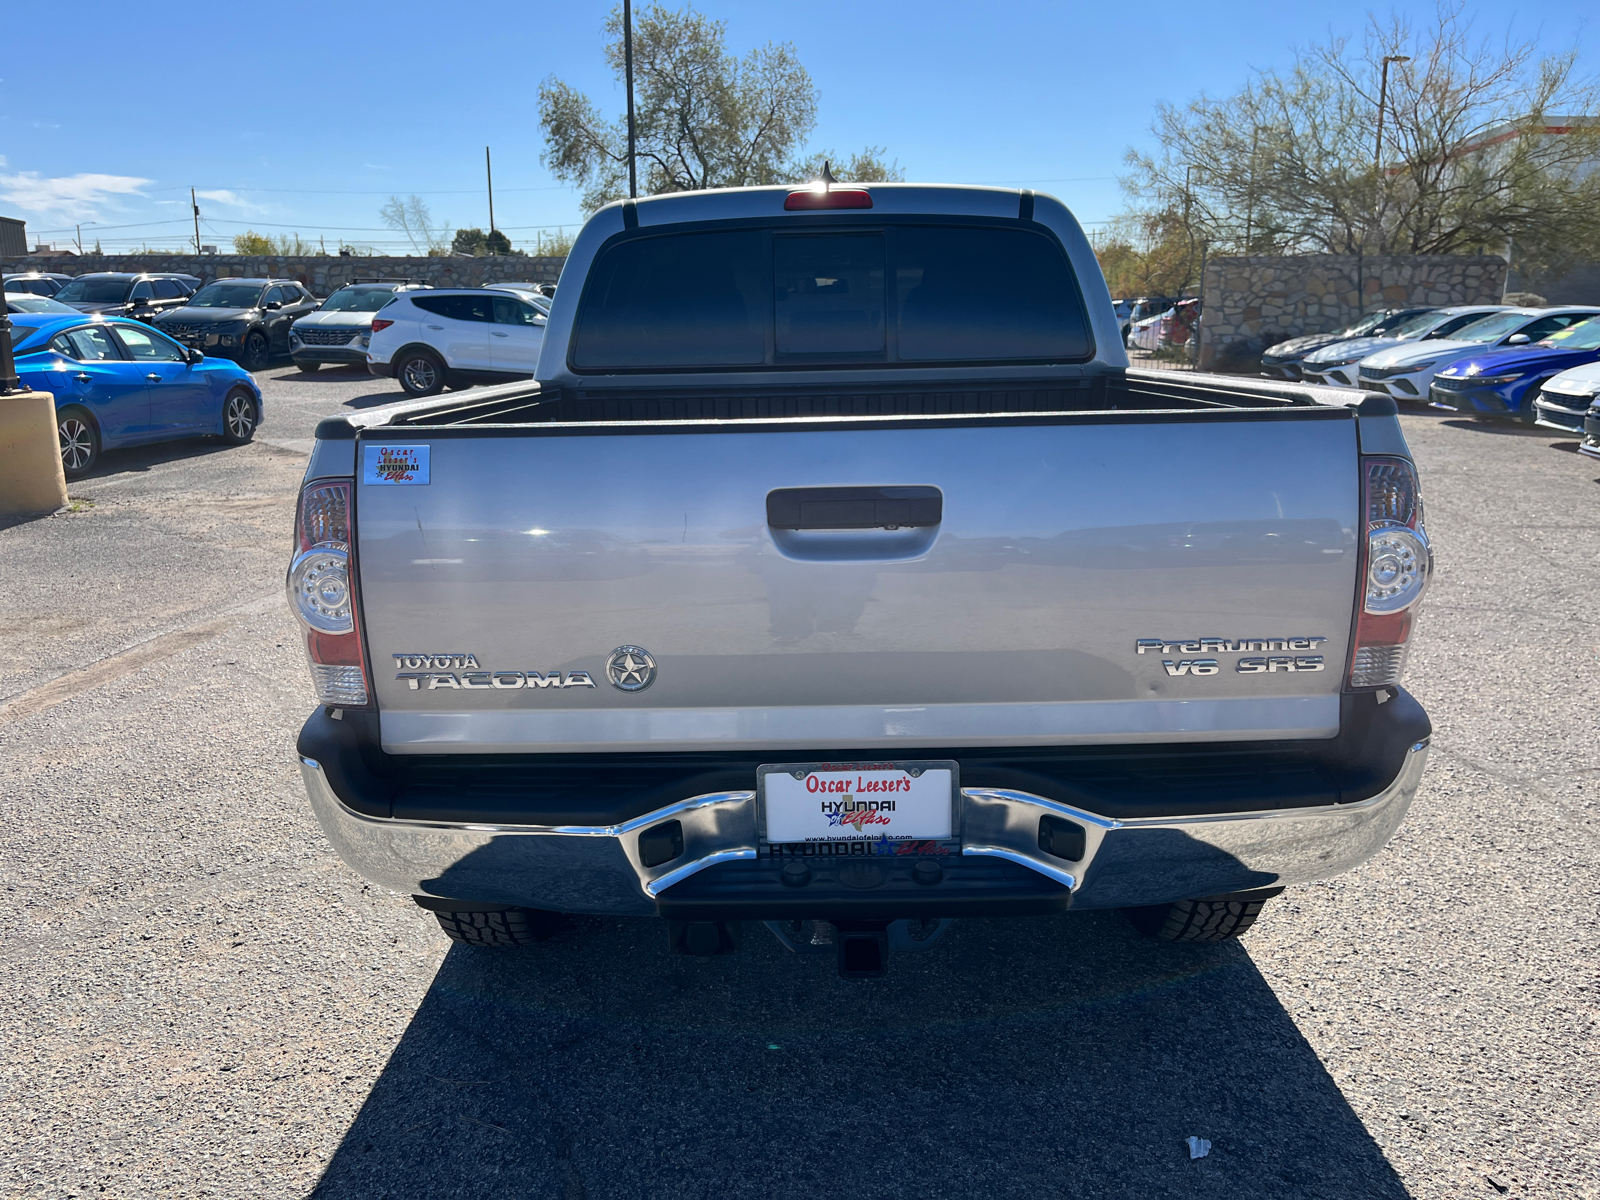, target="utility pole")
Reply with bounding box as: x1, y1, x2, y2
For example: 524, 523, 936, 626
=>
1374, 55, 1410, 169
1369, 55, 1410, 314
485, 146, 496, 245
624, 0, 638, 198
75, 225, 83, 255
1244, 128, 1259, 251
191, 187, 202, 255
1182, 165, 1197, 296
